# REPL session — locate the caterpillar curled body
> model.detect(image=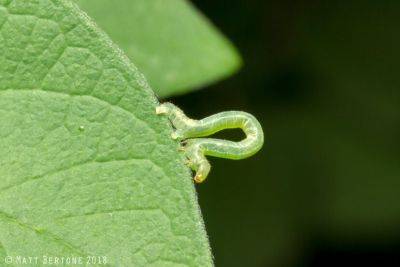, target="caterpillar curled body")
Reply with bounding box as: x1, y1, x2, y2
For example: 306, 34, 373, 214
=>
156, 102, 264, 183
